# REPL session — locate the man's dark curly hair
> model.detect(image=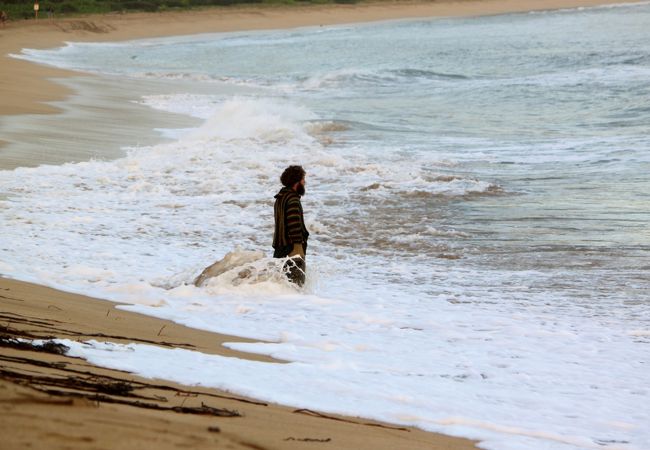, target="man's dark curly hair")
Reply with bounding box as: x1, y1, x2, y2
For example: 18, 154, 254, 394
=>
280, 165, 306, 188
